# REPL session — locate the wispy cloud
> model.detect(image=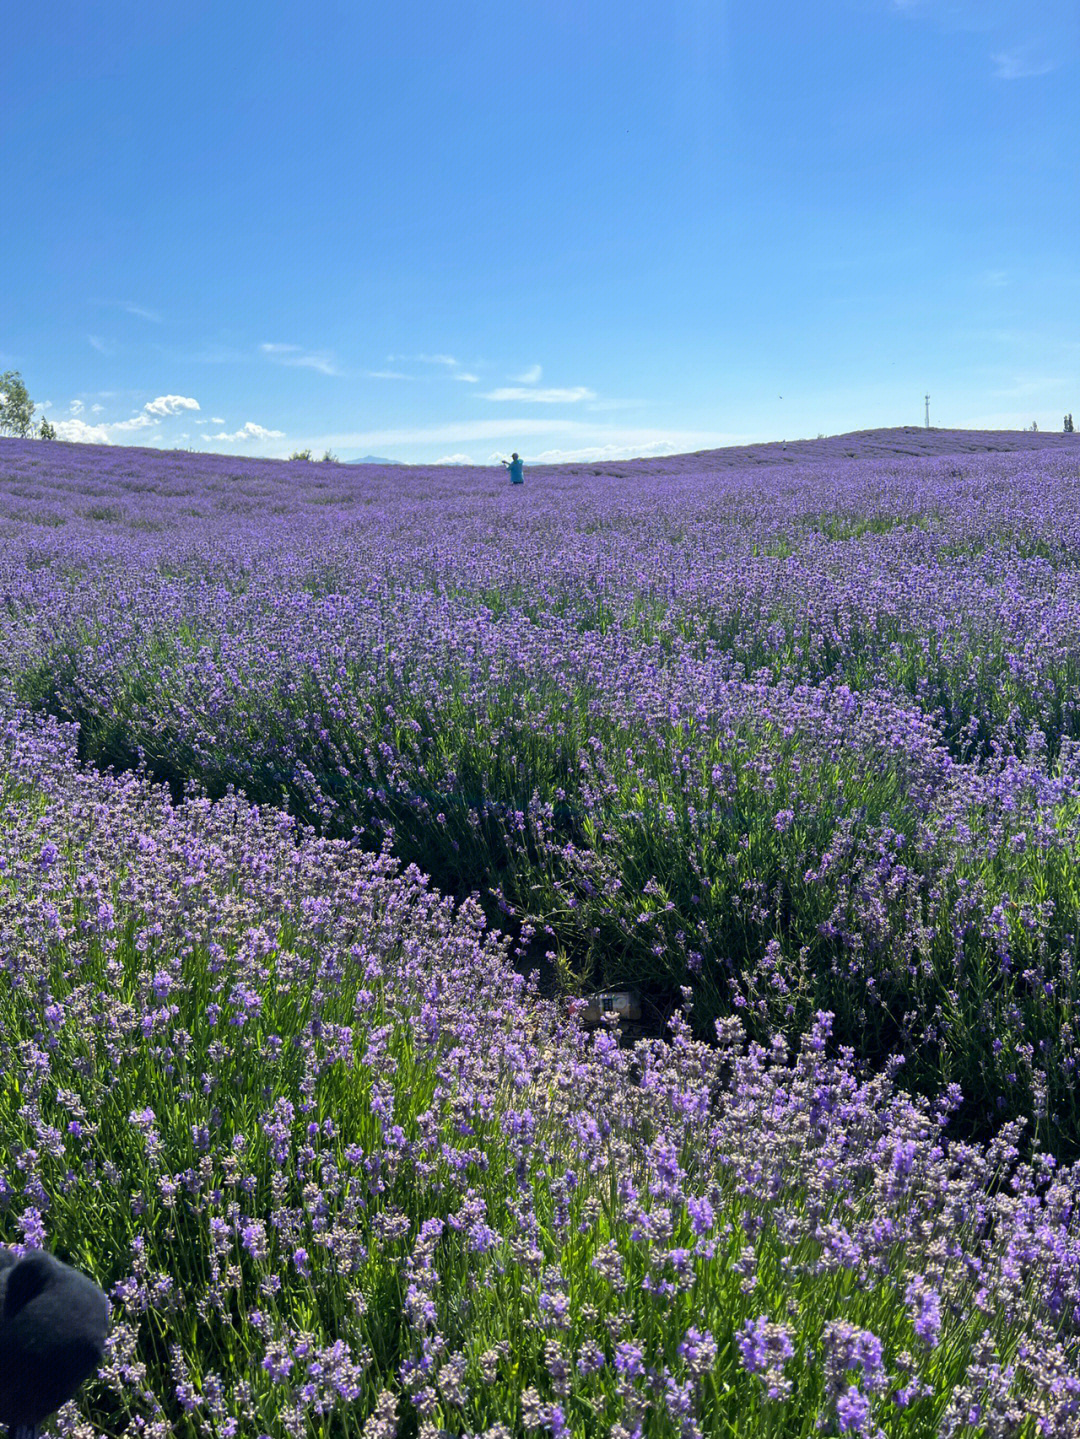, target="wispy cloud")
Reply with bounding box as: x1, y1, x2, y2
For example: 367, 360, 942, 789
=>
294, 419, 752, 453
386, 353, 479, 379
481, 386, 596, 403
991, 44, 1057, 78
91, 299, 163, 323
118, 301, 162, 322
433, 453, 476, 465
207, 421, 286, 441
513, 364, 542, 384
91, 403, 105, 413
987, 374, 1067, 397
959, 410, 1065, 430
69, 400, 84, 414
261, 343, 340, 376
210, 417, 225, 425
890, 1, 1066, 76
889, 1, 999, 32
364, 370, 413, 380
190, 344, 248, 364
503, 441, 689, 464
978, 269, 1010, 288
87, 335, 110, 354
